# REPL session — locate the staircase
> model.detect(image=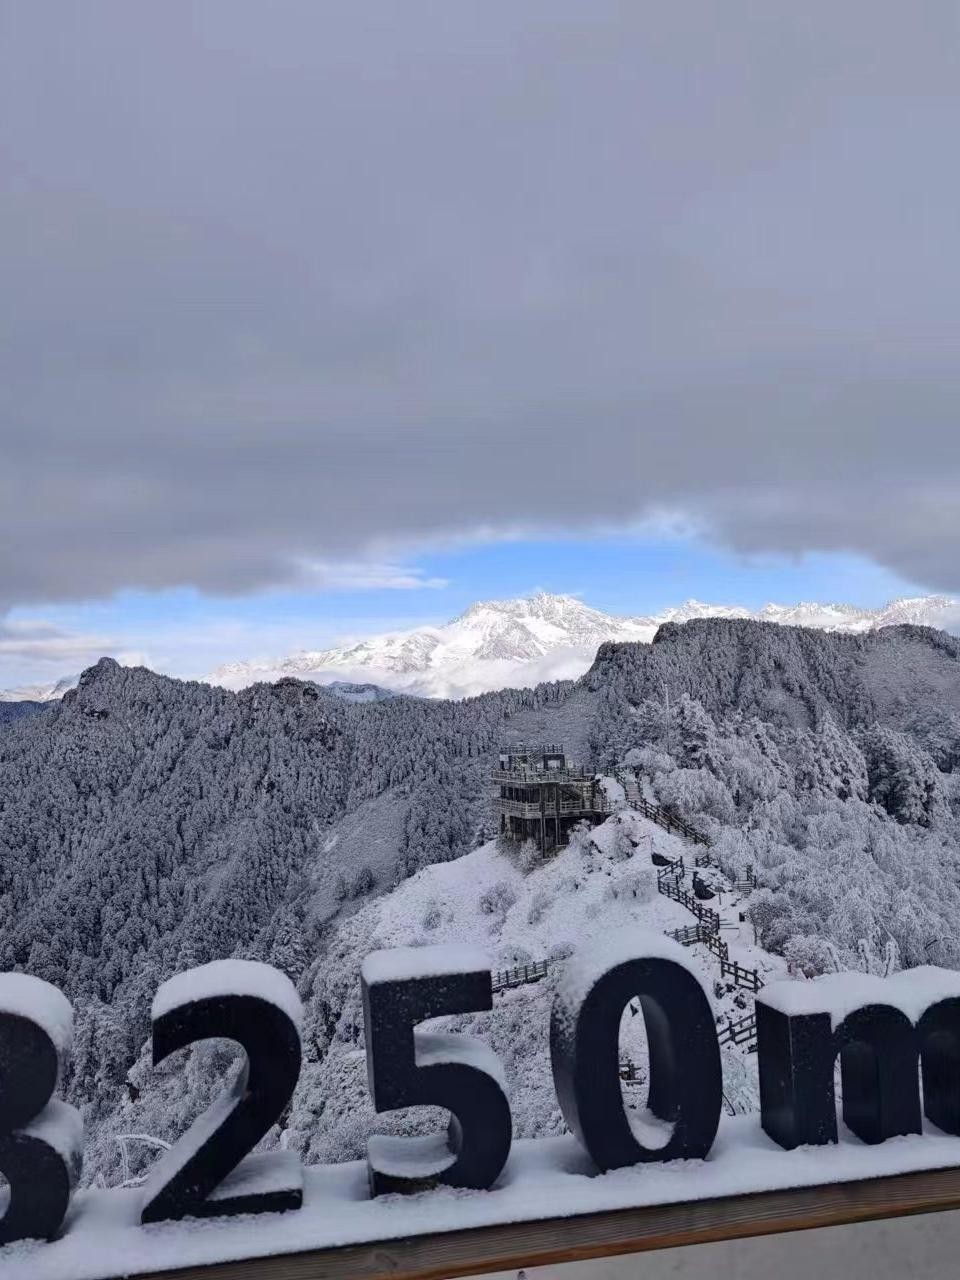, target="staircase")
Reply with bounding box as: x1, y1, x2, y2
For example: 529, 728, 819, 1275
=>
618, 769, 642, 807
615, 768, 708, 845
